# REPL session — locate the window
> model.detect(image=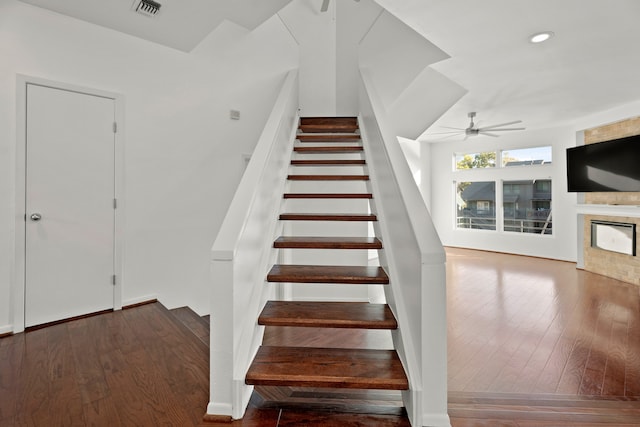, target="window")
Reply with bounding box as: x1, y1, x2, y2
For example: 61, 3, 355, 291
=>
503, 180, 552, 235
454, 145, 553, 237
456, 181, 496, 230
455, 151, 496, 170
477, 201, 490, 212
502, 146, 552, 167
